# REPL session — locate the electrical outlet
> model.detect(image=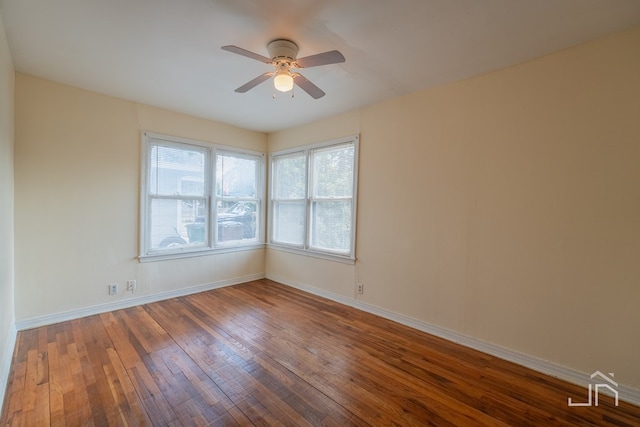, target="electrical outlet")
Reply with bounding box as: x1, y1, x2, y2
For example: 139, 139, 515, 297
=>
357, 283, 364, 294
109, 283, 118, 296
127, 280, 137, 293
